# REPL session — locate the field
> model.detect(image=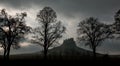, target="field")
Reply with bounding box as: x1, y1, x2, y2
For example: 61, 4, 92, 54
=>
1, 53, 120, 65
